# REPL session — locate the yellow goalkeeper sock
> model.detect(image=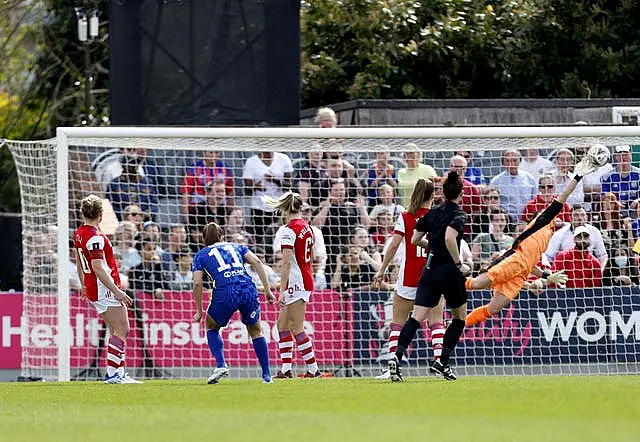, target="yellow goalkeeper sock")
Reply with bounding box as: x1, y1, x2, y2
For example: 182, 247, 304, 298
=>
465, 305, 492, 327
